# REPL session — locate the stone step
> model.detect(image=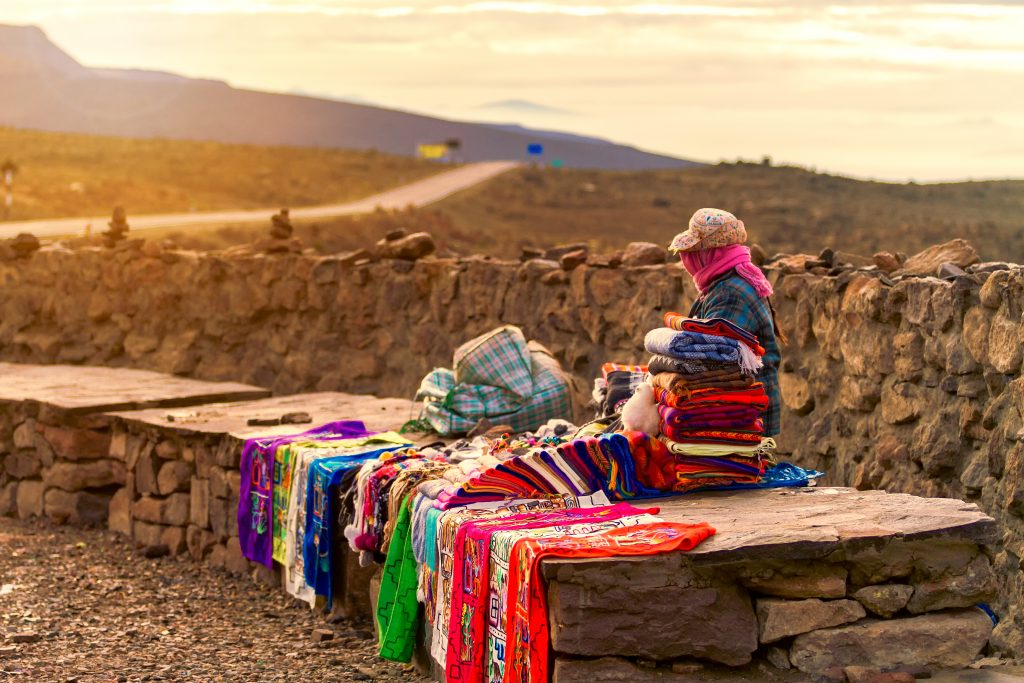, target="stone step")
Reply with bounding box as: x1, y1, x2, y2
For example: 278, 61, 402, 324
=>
0, 362, 268, 524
